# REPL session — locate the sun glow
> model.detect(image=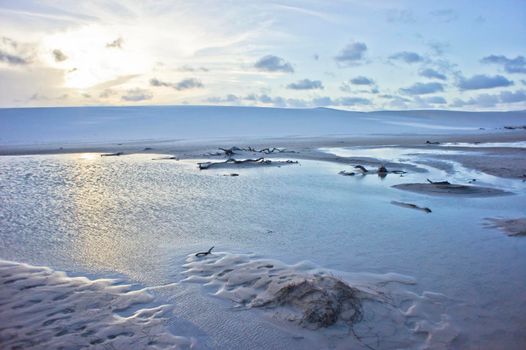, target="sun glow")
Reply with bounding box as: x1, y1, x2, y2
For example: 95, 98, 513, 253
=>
41, 25, 151, 89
